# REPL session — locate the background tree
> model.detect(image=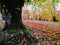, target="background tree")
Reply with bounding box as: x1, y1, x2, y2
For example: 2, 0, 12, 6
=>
24, 0, 60, 21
